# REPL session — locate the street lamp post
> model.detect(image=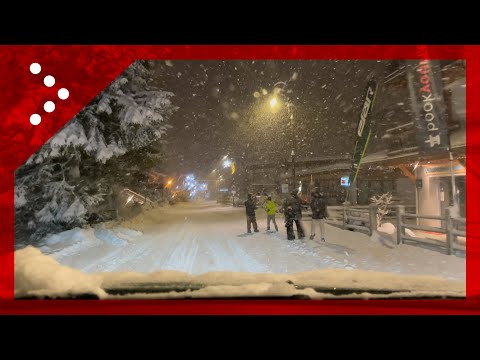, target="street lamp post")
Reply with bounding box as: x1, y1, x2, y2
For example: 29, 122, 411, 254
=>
288, 105, 297, 188
270, 83, 297, 192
